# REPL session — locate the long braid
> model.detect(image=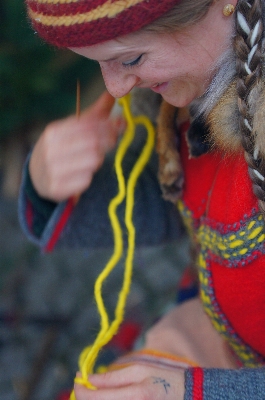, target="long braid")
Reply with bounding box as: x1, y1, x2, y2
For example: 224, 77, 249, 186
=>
234, 0, 265, 214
